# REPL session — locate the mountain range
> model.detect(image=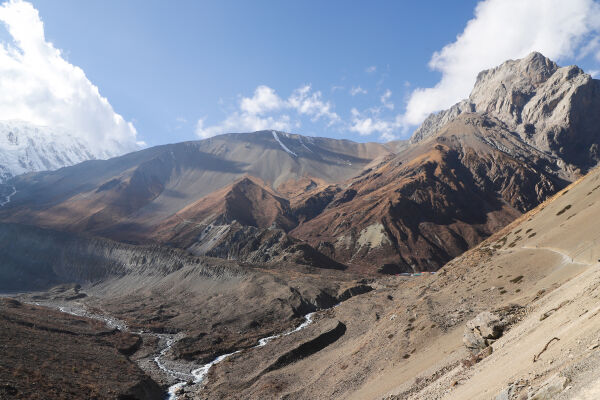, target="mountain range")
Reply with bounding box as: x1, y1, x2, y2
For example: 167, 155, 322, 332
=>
3, 52, 600, 400
1, 52, 599, 273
